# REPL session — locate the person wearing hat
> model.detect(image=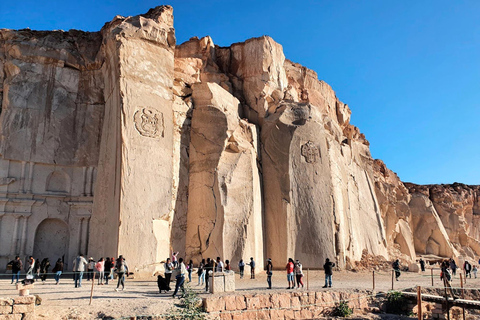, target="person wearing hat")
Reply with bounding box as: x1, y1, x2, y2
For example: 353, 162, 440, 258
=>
87, 257, 95, 281
266, 258, 273, 289
294, 260, 304, 288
